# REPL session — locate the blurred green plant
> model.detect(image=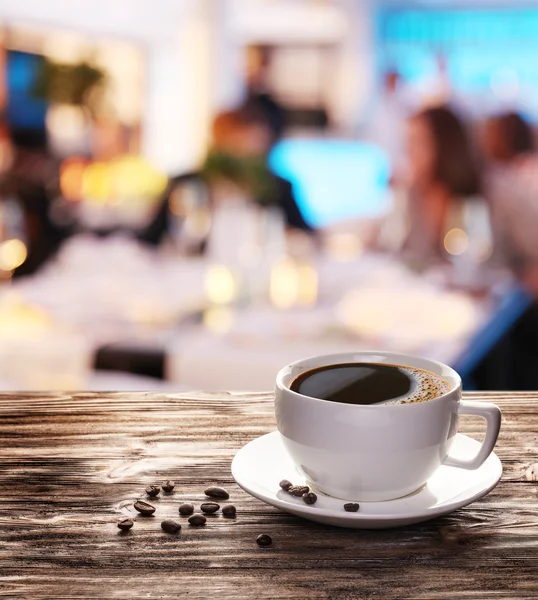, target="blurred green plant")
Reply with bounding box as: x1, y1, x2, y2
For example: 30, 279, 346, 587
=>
201, 150, 279, 206
32, 60, 106, 112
